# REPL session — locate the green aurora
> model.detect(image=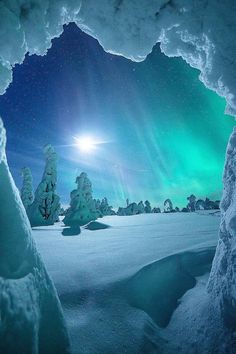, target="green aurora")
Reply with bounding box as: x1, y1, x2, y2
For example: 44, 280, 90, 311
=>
1, 25, 235, 208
